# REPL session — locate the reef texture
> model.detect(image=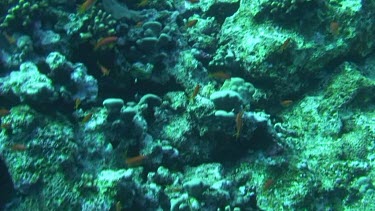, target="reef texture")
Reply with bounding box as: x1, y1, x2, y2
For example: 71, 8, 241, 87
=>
0, 0, 374, 210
